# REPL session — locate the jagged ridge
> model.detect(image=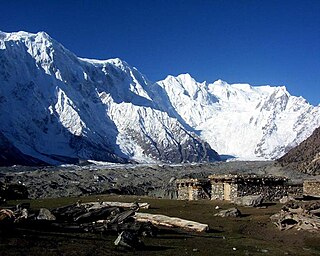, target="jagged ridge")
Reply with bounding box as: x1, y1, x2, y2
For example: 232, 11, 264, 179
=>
0, 30, 319, 166
0, 31, 219, 165
152, 74, 320, 160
